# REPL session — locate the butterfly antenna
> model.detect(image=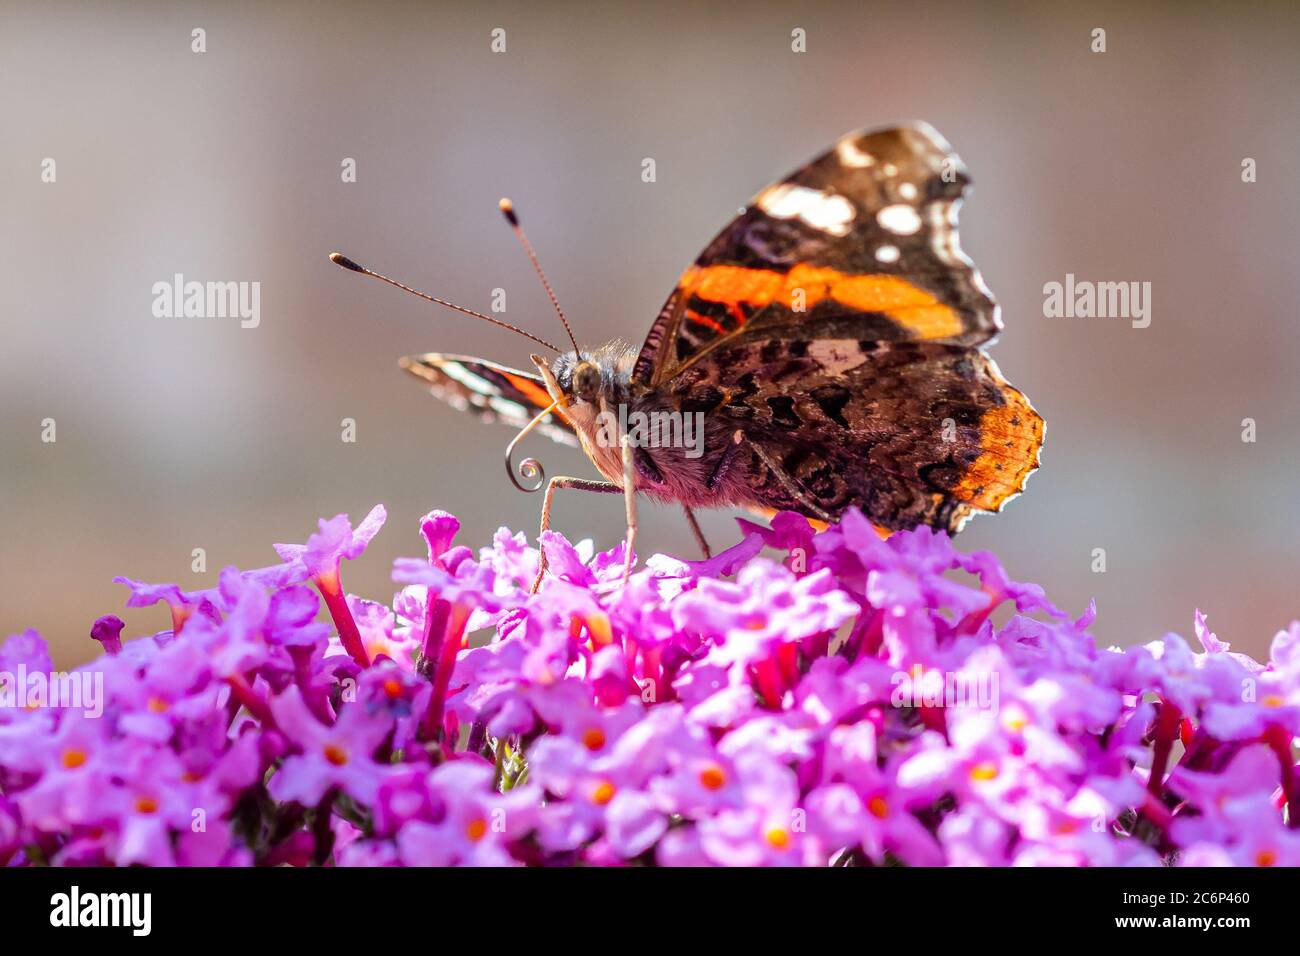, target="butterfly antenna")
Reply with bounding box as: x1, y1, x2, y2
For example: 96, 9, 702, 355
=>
328, 252, 562, 353
498, 198, 582, 355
